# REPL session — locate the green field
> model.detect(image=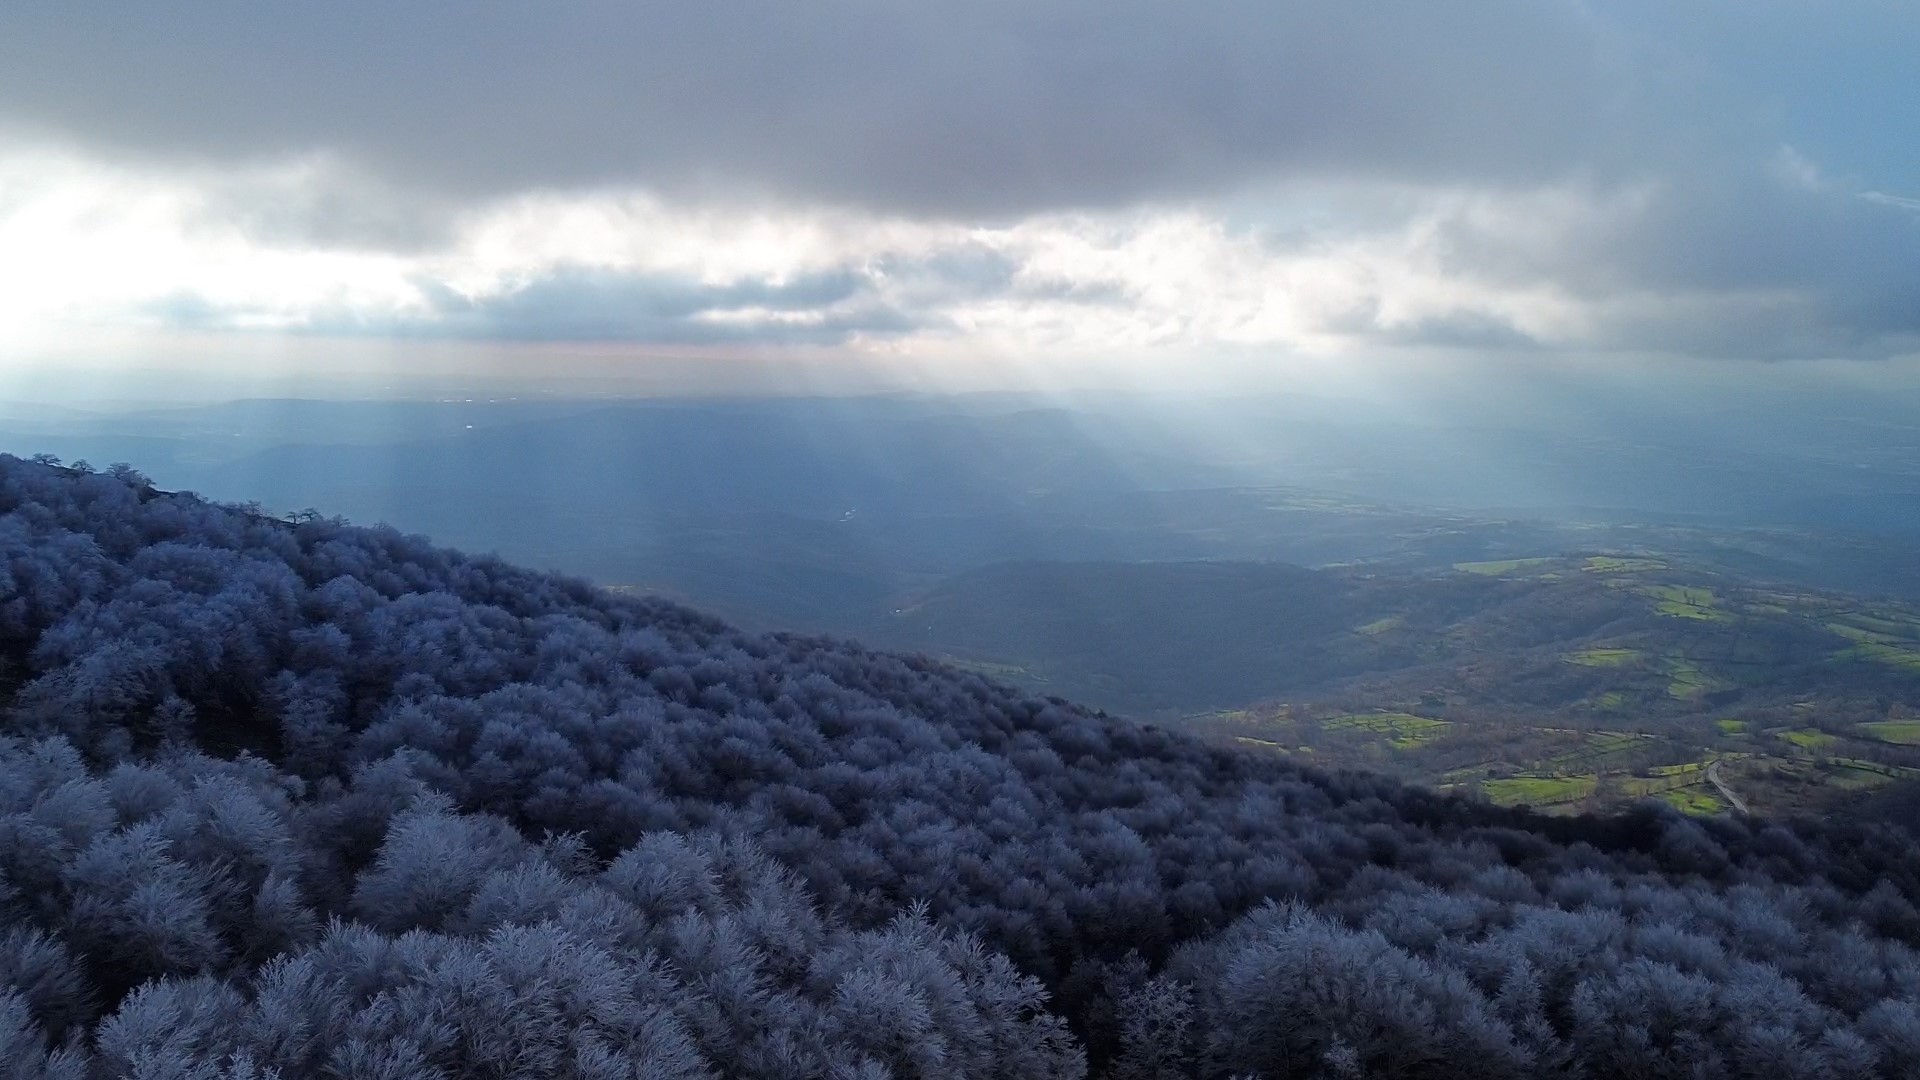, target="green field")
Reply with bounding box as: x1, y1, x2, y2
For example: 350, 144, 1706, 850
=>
1567, 647, 1640, 668
1642, 584, 1731, 622
1715, 718, 1748, 734
1835, 640, 1920, 672
1832, 612, 1920, 638
1664, 656, 1718, 700
1453, 558, 1556, 575
1859, 721, 1920, 745
1325, 712, 1452, 749
1829, 622, 1906, 646
1827, 762, 1898, 790
1356, 615, 1405, 635
1779, 727, 1839, 752
1539, 731, 1646, 770
1584, 556, 1669, 573
1657, 788, 1725, 814
945, 656, 1040, 680
1483, 775, 1596, 806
